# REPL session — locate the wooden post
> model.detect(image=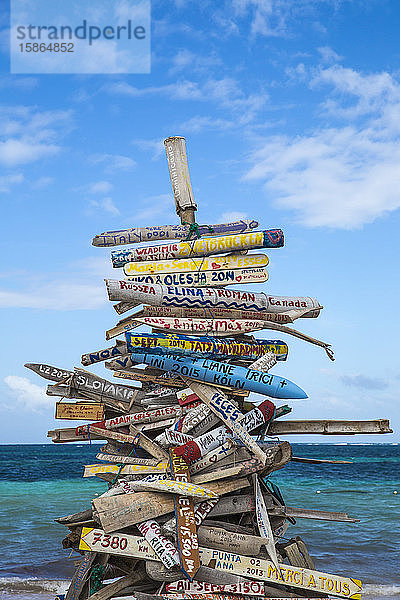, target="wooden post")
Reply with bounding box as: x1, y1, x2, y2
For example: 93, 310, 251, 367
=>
164, 136, 197, 225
